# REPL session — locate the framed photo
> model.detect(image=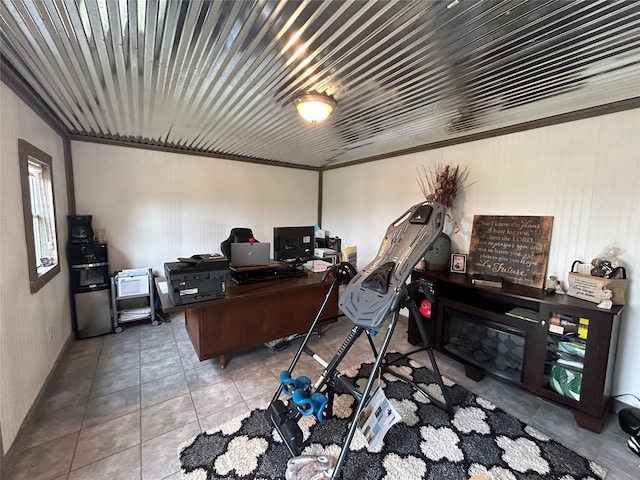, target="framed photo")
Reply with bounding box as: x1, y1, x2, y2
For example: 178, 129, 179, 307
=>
450, 253, 467, 273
